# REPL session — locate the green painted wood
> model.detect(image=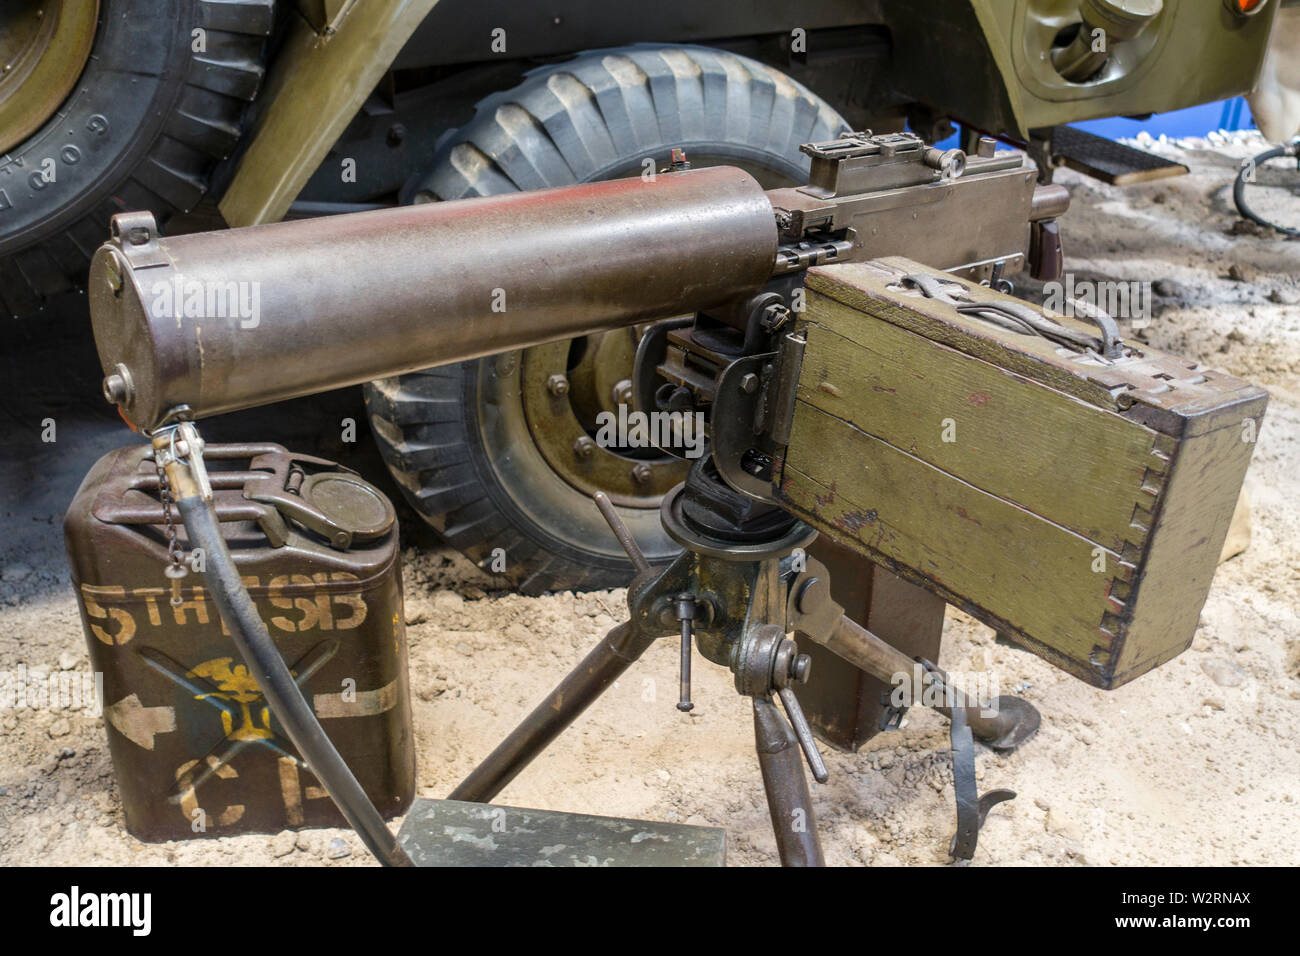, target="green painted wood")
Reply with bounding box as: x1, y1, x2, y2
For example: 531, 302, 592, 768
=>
806, 259, 1266, 437
780, 259, 1268, 689
805, 261, 1127, 409
1108, 417, 1265, 685
781, 402, 1120, 680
